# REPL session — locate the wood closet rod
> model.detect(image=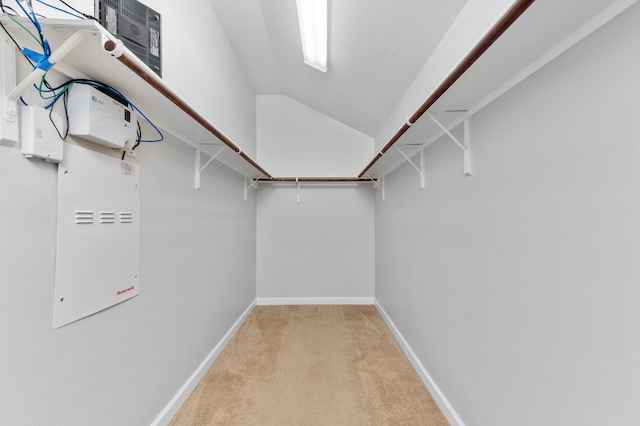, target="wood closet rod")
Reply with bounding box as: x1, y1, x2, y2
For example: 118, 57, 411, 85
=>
358, 0, 536, 177
104, 0, 535, 182
103, 39, 273, 179
257, 177, 376, 183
